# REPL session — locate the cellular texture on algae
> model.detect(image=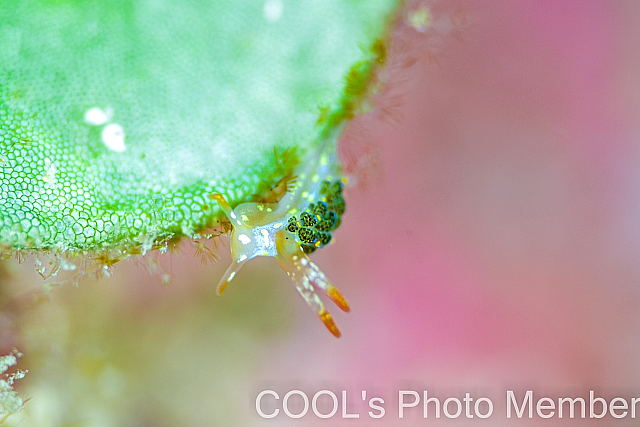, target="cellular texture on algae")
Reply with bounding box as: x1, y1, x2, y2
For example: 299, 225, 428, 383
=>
0, 0, 398, 261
